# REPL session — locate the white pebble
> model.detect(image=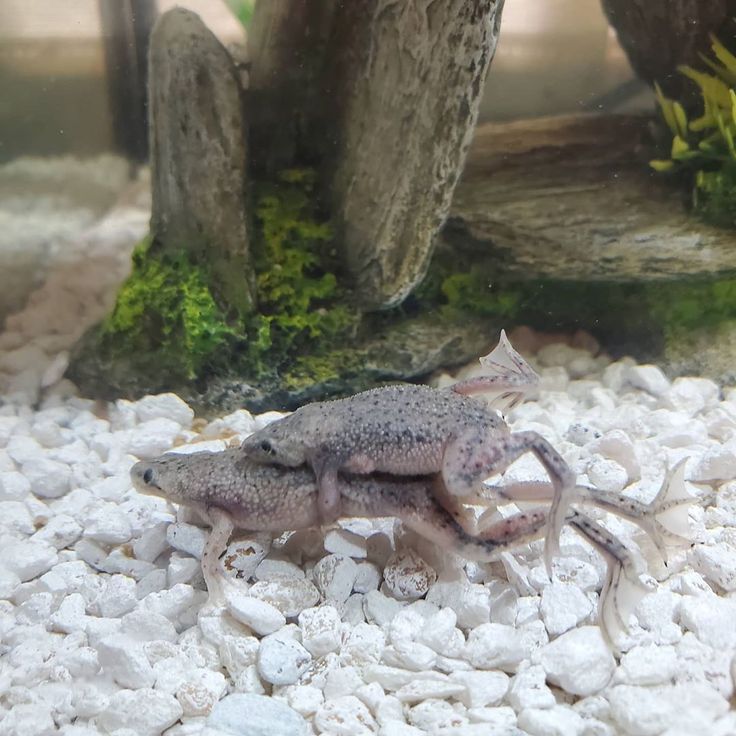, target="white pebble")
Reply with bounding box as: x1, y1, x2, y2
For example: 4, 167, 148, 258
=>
538, 626, 615, 696
134, 393, 194, 428
32, 514, 82, 549
517, 705, 585, 736
125, 417, 181, 459
450, 670, 509, 708
3, 539, 58, 581
248, 578, 320, 618
689, 445, 736, 482
207, 693, 308, 735
83, 503, 132, 545
257, 633, 312, 685
313, 554, 359, 604
619, 644, 677, 686
324, 528, 368, 558
625, 364, 670, 396
98, 688, 183, 736
383, 549, 437, 601
540, 581, 594, 636
22, 457, 71, 499
166, 522, 207, 558
96, 634, 155, 689
221, 536, 271, 580
50, 593, 88, 634
225, 589, 286, 636
314, 695, 377, 735
507, 664, 556, 710
298, 605, 342, 656
464, 623, 526, 672
0, 471, 31, 500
